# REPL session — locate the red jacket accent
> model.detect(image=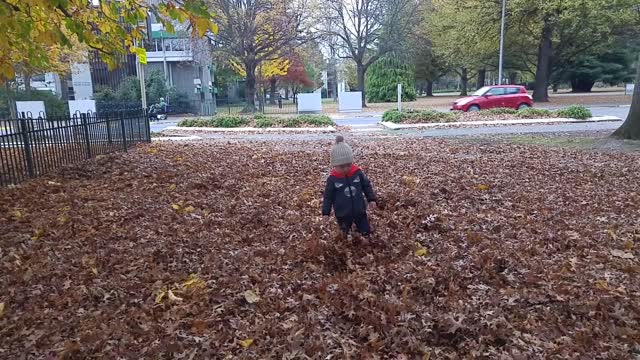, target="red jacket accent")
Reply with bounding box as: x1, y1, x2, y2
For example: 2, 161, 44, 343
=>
330, 164, 360, 178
